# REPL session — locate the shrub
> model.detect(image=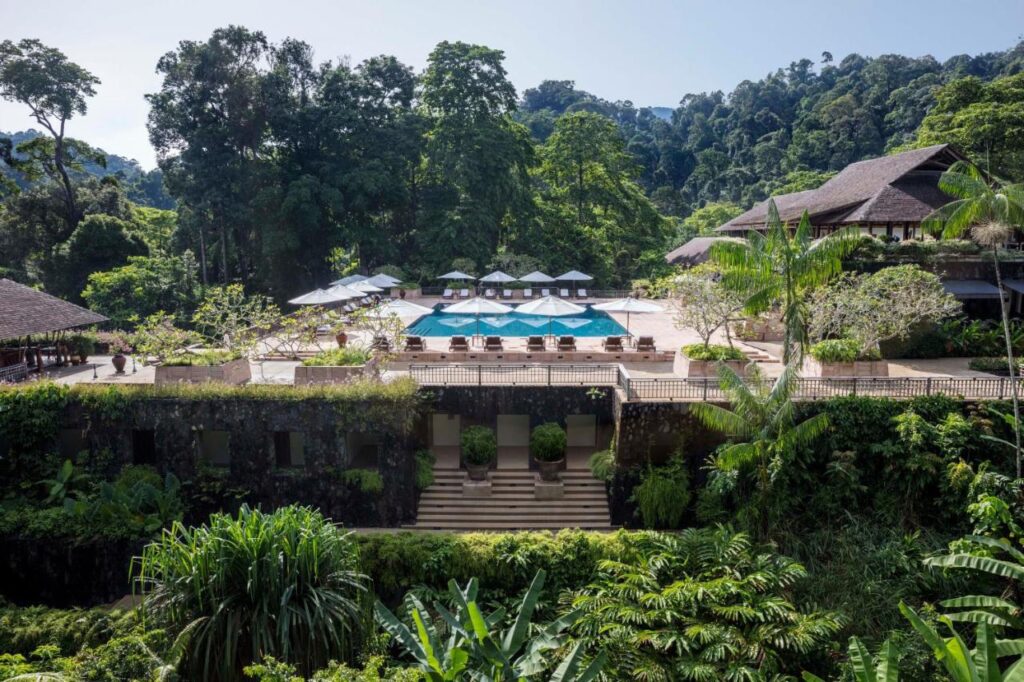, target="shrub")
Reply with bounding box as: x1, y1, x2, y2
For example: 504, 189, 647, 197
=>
631, 456, 691, 529
460, 426, 497, 466
302, 347, 373, 367
135, 505, 369, 680
341, 469, 384, 494
414, 450, 435, 490
68, 332, 98, 357
588, 450, 616, 482
530, 423, 567, 463
680, 343, 745, 361
809, 338, 880, 363
968, 356, 1024, 374
160, 349, 242, 366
